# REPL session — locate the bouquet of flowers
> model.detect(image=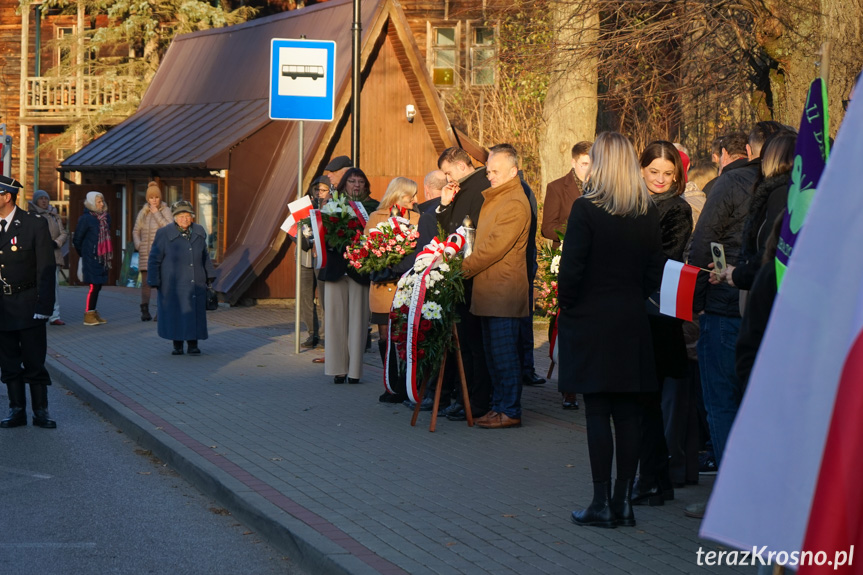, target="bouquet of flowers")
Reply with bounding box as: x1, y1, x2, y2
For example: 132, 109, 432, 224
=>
314, 191, 366, 252
386, 234, 466, 402
344, 214, 420, 273
535, 231, 563, 317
